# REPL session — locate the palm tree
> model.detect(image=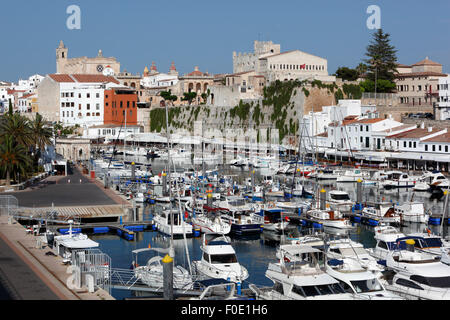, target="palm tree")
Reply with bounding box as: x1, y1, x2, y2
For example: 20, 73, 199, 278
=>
29, 113, 53, 164
0, 113, 33, 148
0, 135, 32, 186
